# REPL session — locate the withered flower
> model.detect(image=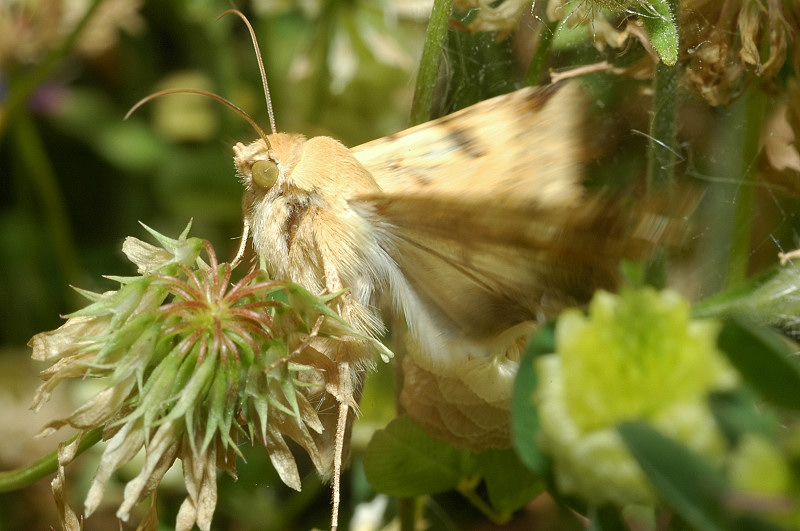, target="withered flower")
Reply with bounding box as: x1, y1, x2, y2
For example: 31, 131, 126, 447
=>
682, 0, 796, 106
